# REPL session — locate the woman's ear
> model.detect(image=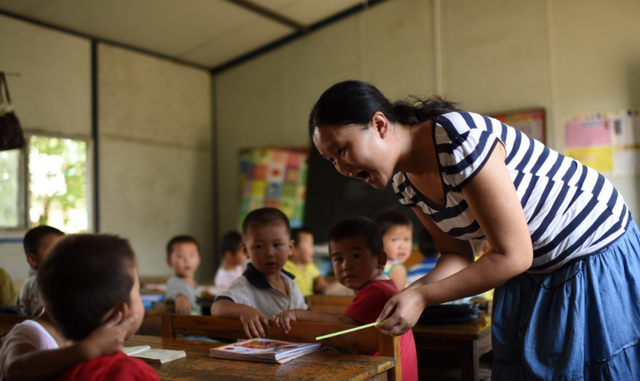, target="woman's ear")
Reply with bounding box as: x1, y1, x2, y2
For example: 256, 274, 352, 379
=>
371, 111, 390, 138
